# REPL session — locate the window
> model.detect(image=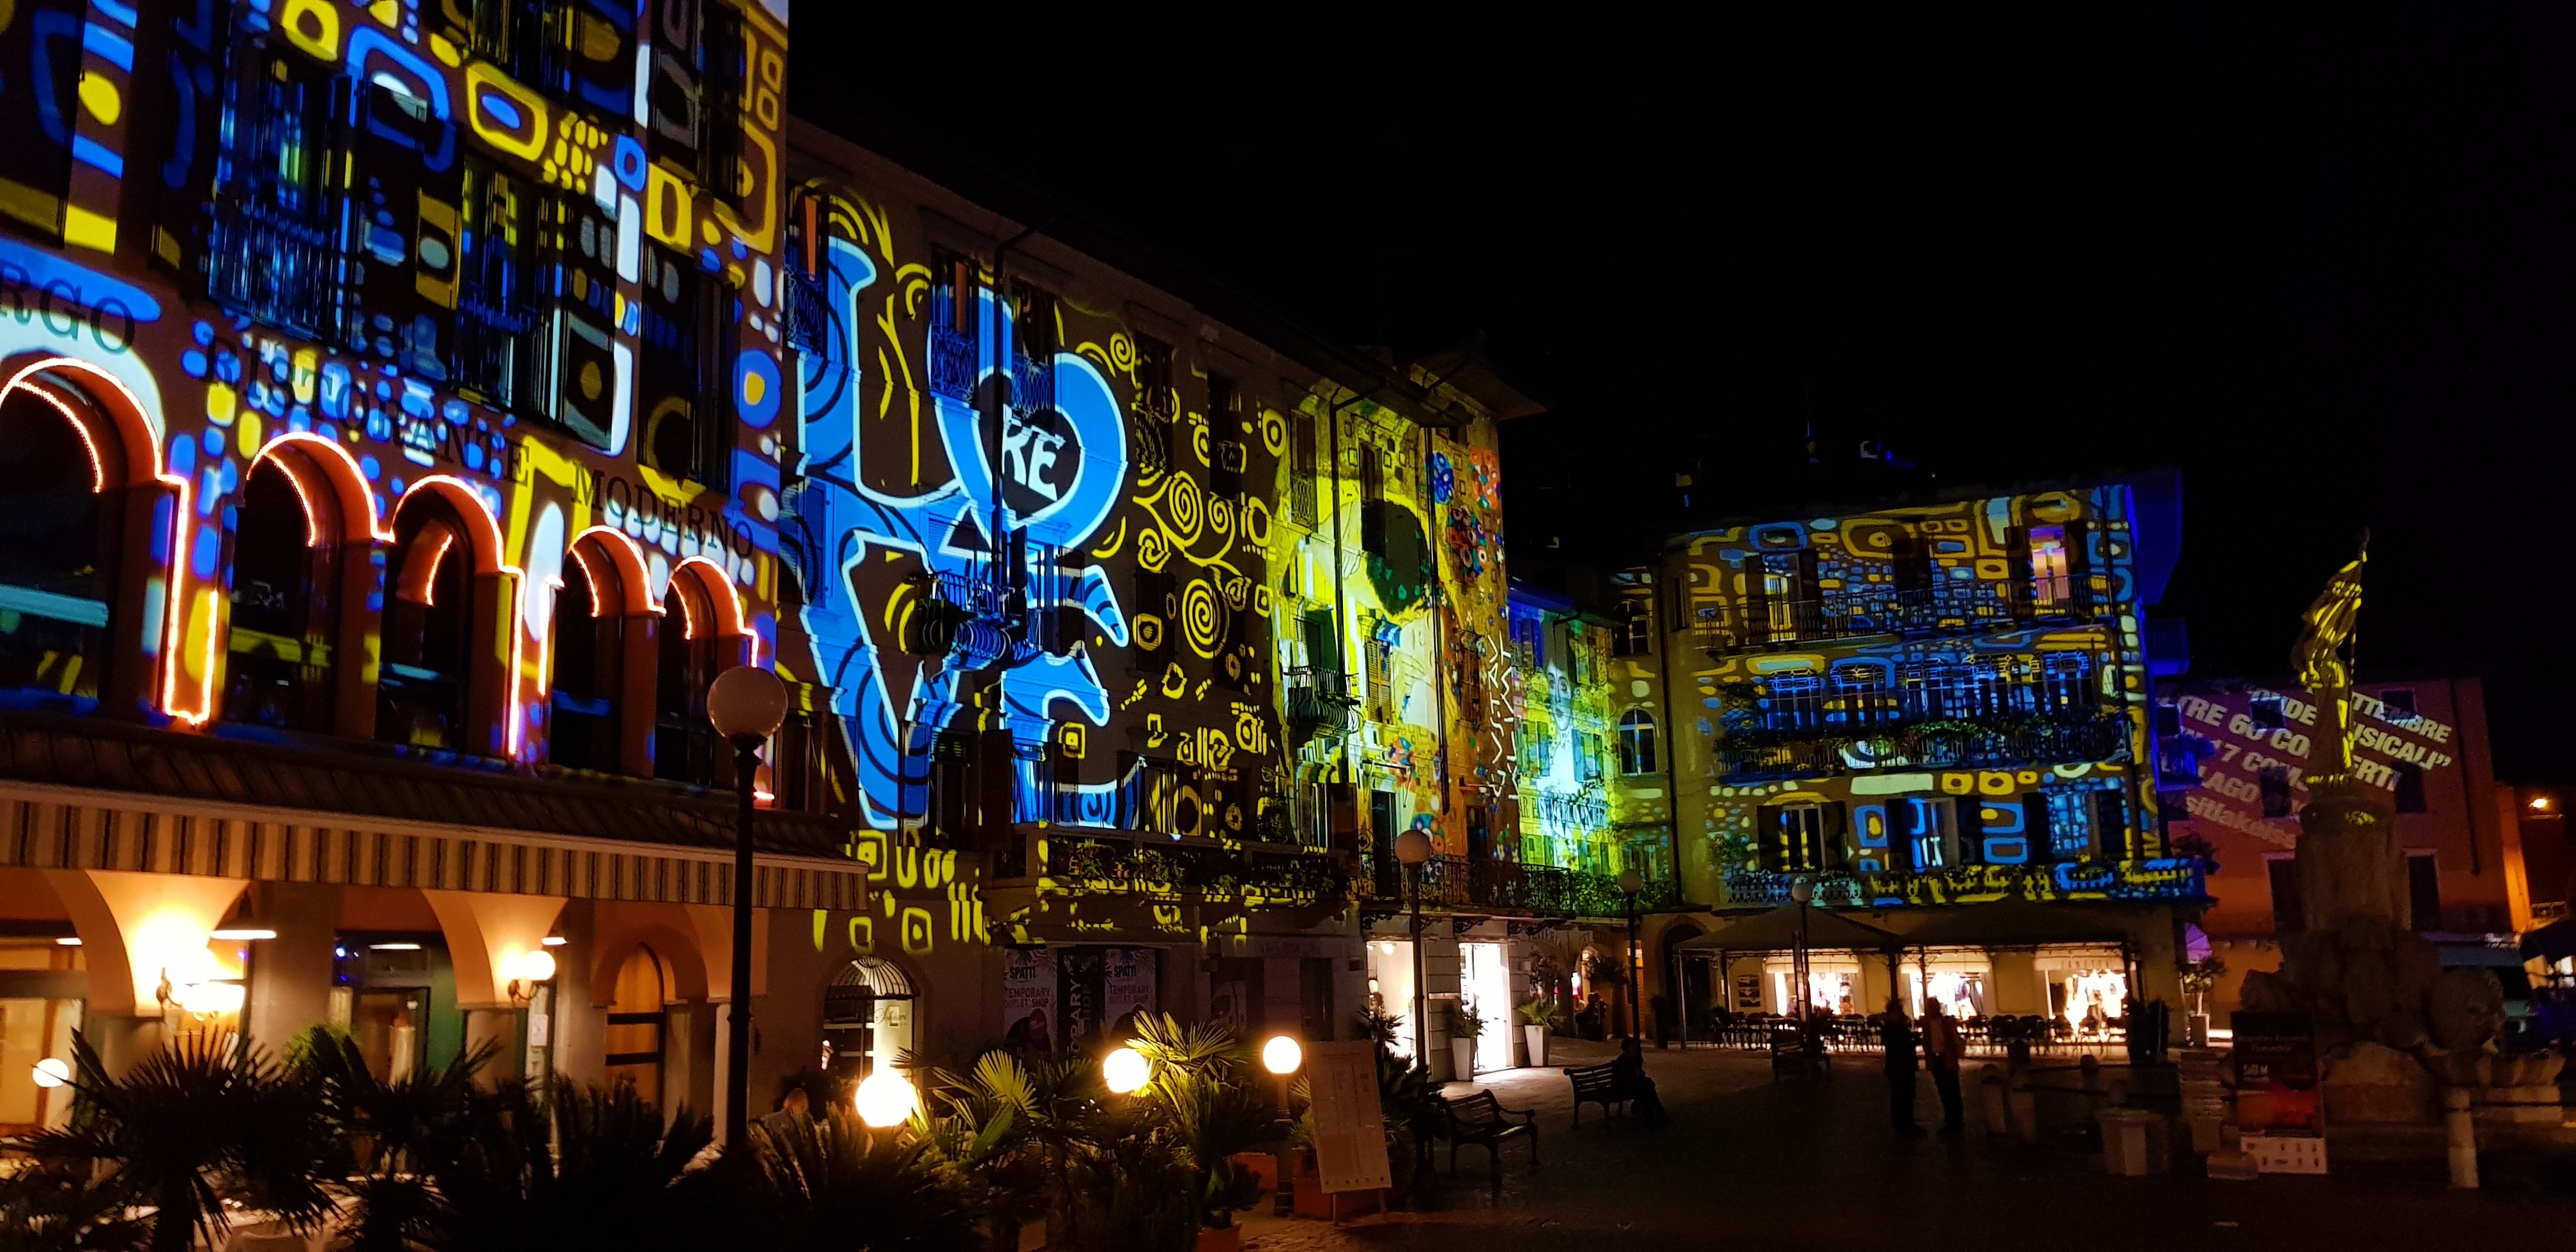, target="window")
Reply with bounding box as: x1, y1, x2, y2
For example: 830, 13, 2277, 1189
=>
2250, 694, 2286, 731
1135, 335, 1177, 421
452, 154, 539, 411
1357, 442, 1385, 505
224, 460, 341, 733
1763, 802, 1839, 873
2093, 790, 2134, 858
653, 576, 719, 784
1832, 664, 1897, 726
2154, 701, 2182, 737
603, 945, 669, 1106
2393, 763, 2426, 814
2043, 790, 2098, 861
0, 0, 84, 240
2406, 852, 2441, 932
207, 33, 339, 337
2258, 767, 2293, 818
1509, 609, 1545, 669
2380, 687, 2418, 719
2038, 653, 2095, 715
549, 546, 627, 773
463, 0, 637, 114
1901, 797, 1958, 872
1611, 604, 1652, 656
2267, 856, 2304, 933
379, 496, 477, 750
1618, 710, 1659, 775
1287, 411, 1319, 526
1577, 731, 1605, 783
2028, 524, 2072, 608
696, 1, 746, 197
1763, 674, 1825, 733
642, 0, 740, 190
637, 245, 733, 486
1363, 635, 1395, 724
1012, 283, 1058, 415
0, 385, 116, 706
1206, 374, 1243, 494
